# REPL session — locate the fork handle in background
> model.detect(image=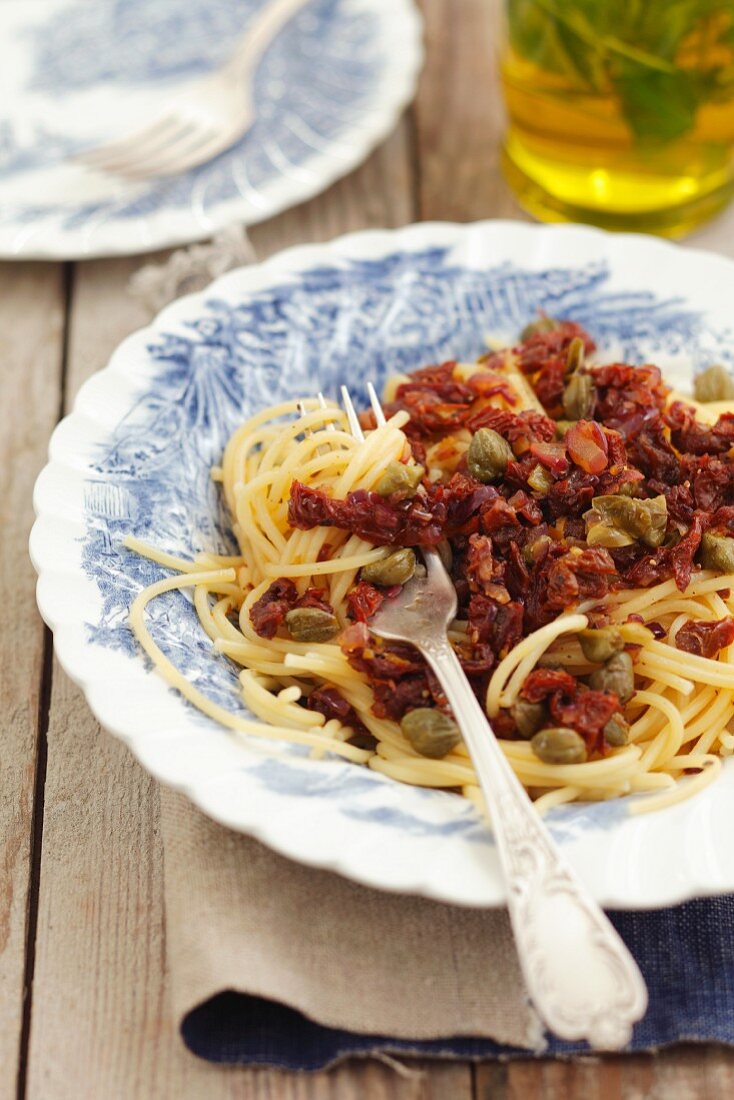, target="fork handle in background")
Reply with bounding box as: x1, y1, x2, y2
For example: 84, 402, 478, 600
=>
421, 641, 648, 1050
225, 0, 312, 75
